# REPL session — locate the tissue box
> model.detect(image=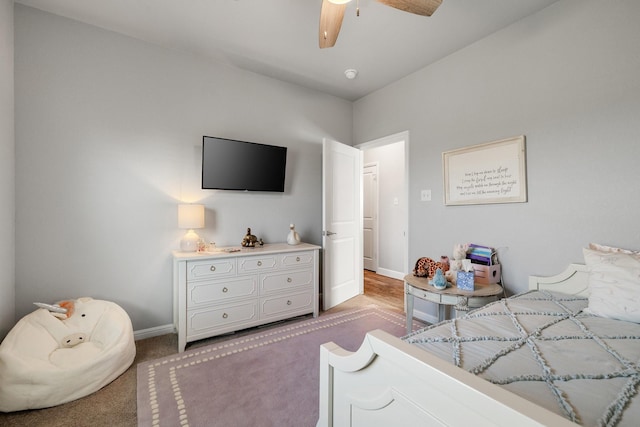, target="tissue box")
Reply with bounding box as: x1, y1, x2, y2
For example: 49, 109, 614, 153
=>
456, 271, 475, 291
472, 264, 501, 284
